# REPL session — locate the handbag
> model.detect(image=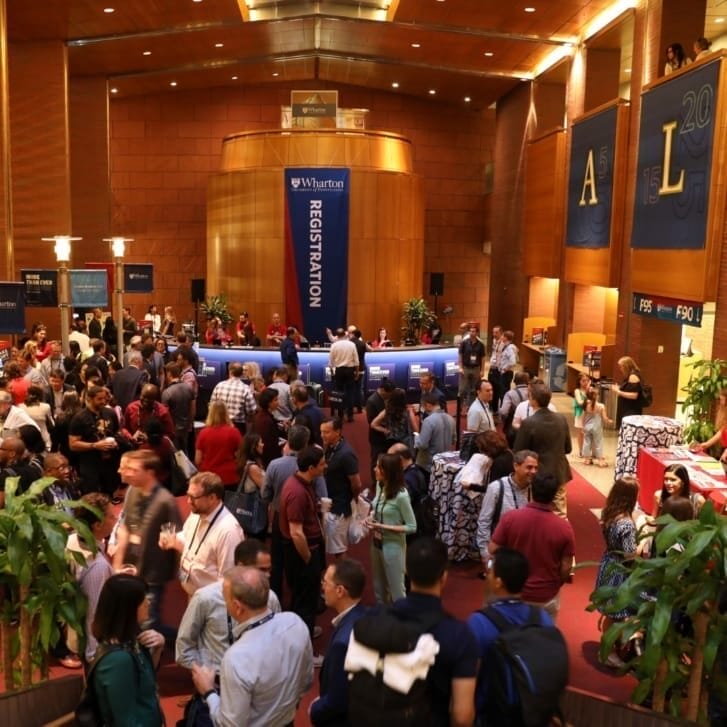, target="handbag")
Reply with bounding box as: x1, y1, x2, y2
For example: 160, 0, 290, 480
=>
224, 463, 268, 536
169, 442, 198, 496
